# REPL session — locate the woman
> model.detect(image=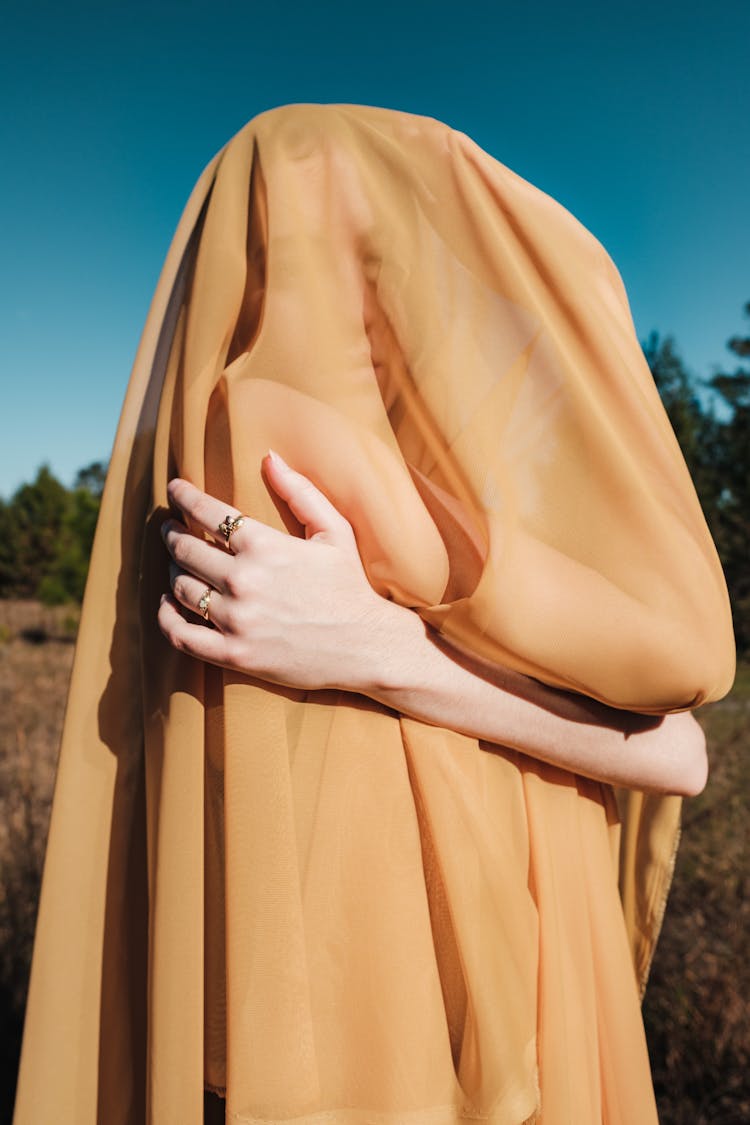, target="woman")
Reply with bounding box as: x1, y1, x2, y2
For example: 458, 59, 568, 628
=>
13, 103, 735, 1125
